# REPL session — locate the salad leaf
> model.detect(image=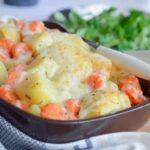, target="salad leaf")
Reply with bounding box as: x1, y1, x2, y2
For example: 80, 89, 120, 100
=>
53, 7, 150, 51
